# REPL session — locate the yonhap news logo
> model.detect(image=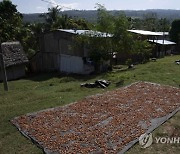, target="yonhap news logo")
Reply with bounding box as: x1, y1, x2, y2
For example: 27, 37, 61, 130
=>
139, 133, 153, 148
139, 133, 180, 148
